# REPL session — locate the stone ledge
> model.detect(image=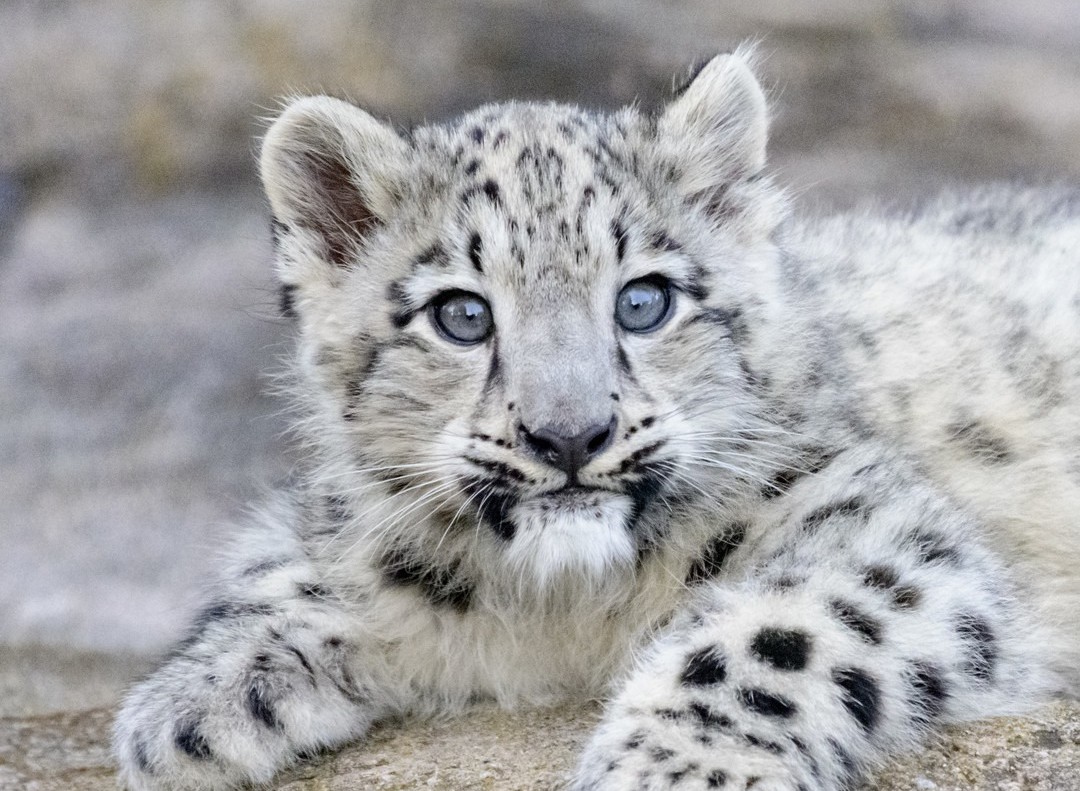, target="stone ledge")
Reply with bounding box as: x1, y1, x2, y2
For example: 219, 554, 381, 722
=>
2, 702, 1078, 790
